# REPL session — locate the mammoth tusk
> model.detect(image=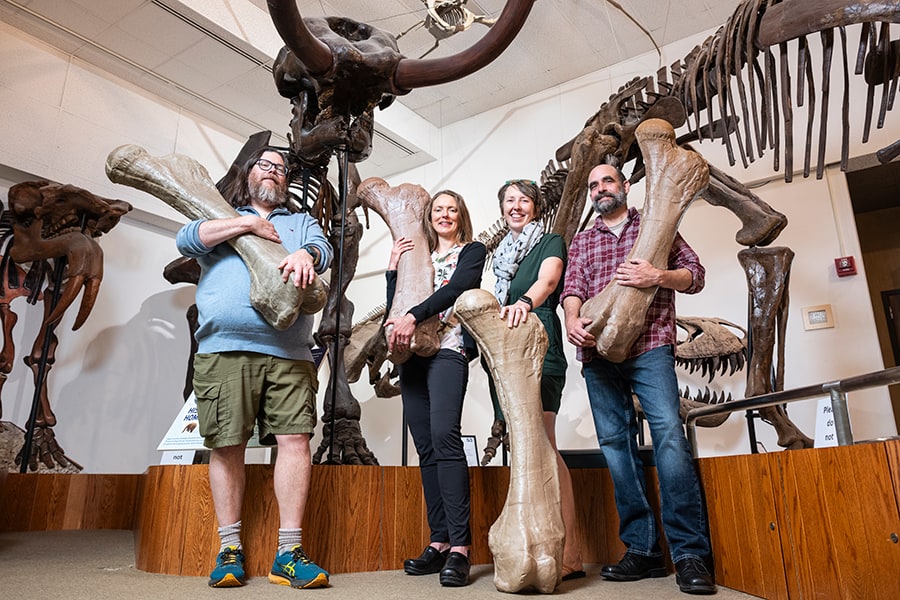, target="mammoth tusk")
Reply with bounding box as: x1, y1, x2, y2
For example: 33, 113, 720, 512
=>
266, 0, 334, 76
